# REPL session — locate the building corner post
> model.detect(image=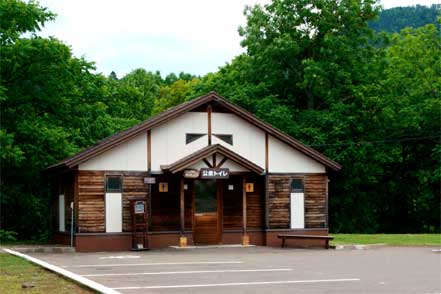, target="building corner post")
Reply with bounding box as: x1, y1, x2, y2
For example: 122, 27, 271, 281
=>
241, 176, 249, 246
179, 176, 187, 247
